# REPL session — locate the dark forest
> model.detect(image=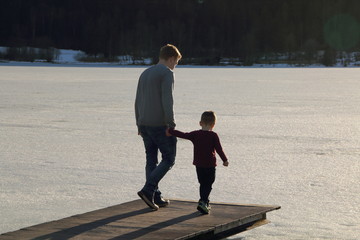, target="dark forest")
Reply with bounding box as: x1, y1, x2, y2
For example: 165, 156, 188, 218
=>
1, 0, 360, 65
